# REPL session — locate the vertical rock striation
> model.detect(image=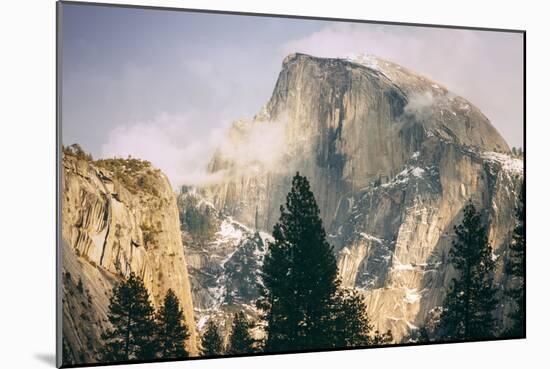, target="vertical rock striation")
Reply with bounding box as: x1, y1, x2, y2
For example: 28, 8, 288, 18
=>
61, 153, 198, 364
